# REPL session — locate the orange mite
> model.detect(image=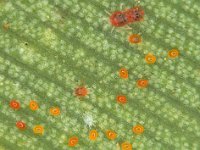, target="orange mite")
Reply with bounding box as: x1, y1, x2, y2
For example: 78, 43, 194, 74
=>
16, 121, 26, 130
29, 100, 39, 111
145, 53, 156, 64
49, 107, 60, 116
116, 95, 127, 104
9, 100, 20, 110
168, 49, 179, 58
137, 79, 148, 88
68, 136, 79, 147
106, 130, 117, 140
33, 125, 44, 135
75, 86, 88, 97
119, 68, 128, 79
89, 130, 98, 141
132, 125, 144, 135
121, 142, 132, 150
128, 34, 142, 44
